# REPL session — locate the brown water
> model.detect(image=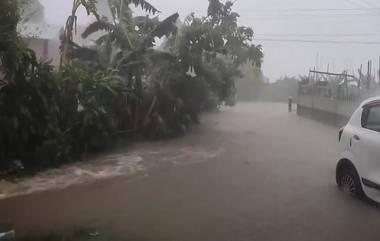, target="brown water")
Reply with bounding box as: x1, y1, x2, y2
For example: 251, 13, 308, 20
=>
1, 103, 380, 241
0, 138, 224, 200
